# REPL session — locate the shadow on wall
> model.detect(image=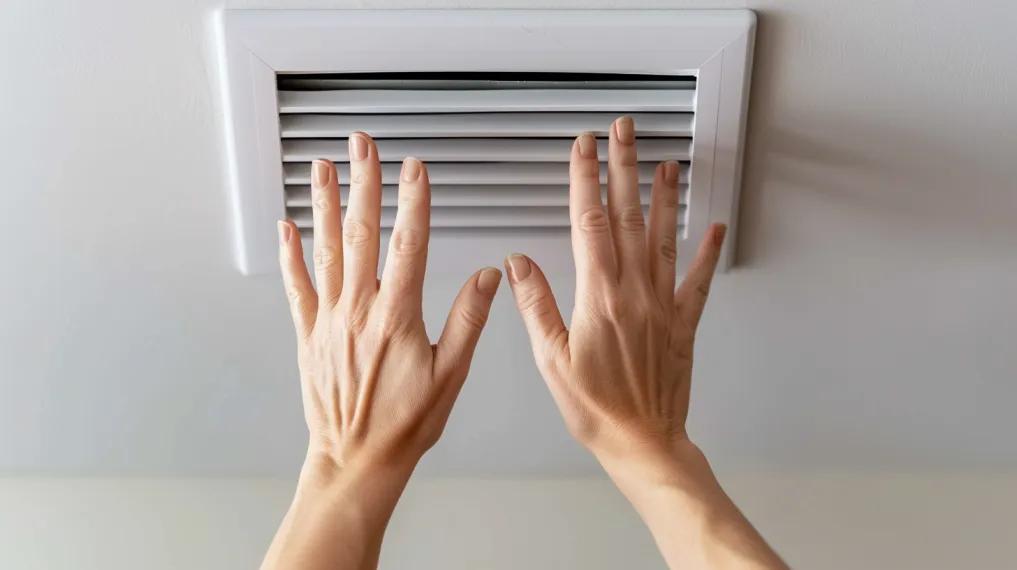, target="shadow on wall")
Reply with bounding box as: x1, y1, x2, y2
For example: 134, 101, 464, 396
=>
734, 10, 1017, 269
